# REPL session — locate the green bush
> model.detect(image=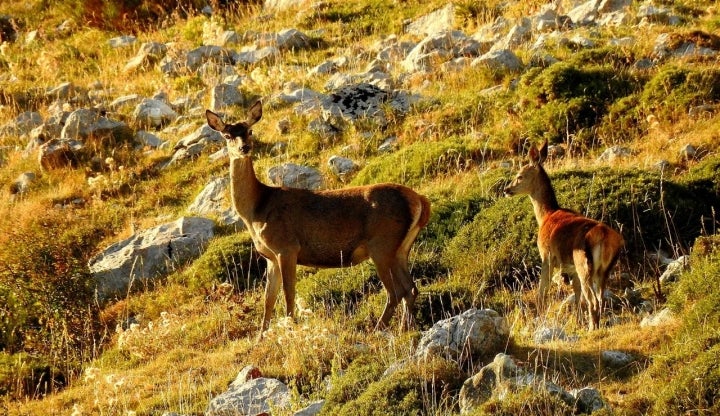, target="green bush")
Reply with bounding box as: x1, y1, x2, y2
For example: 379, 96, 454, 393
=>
296, 263, 378, 320
596, 94, 645, 145
474, 388, 575, 416
324, 356, 463, 415
442, 167, 717, 293
350, 137, 487, 187
174, 232, 264, 291
651, 235, 720, 414
640, 66, 720, 122
518, 63, 637, 148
